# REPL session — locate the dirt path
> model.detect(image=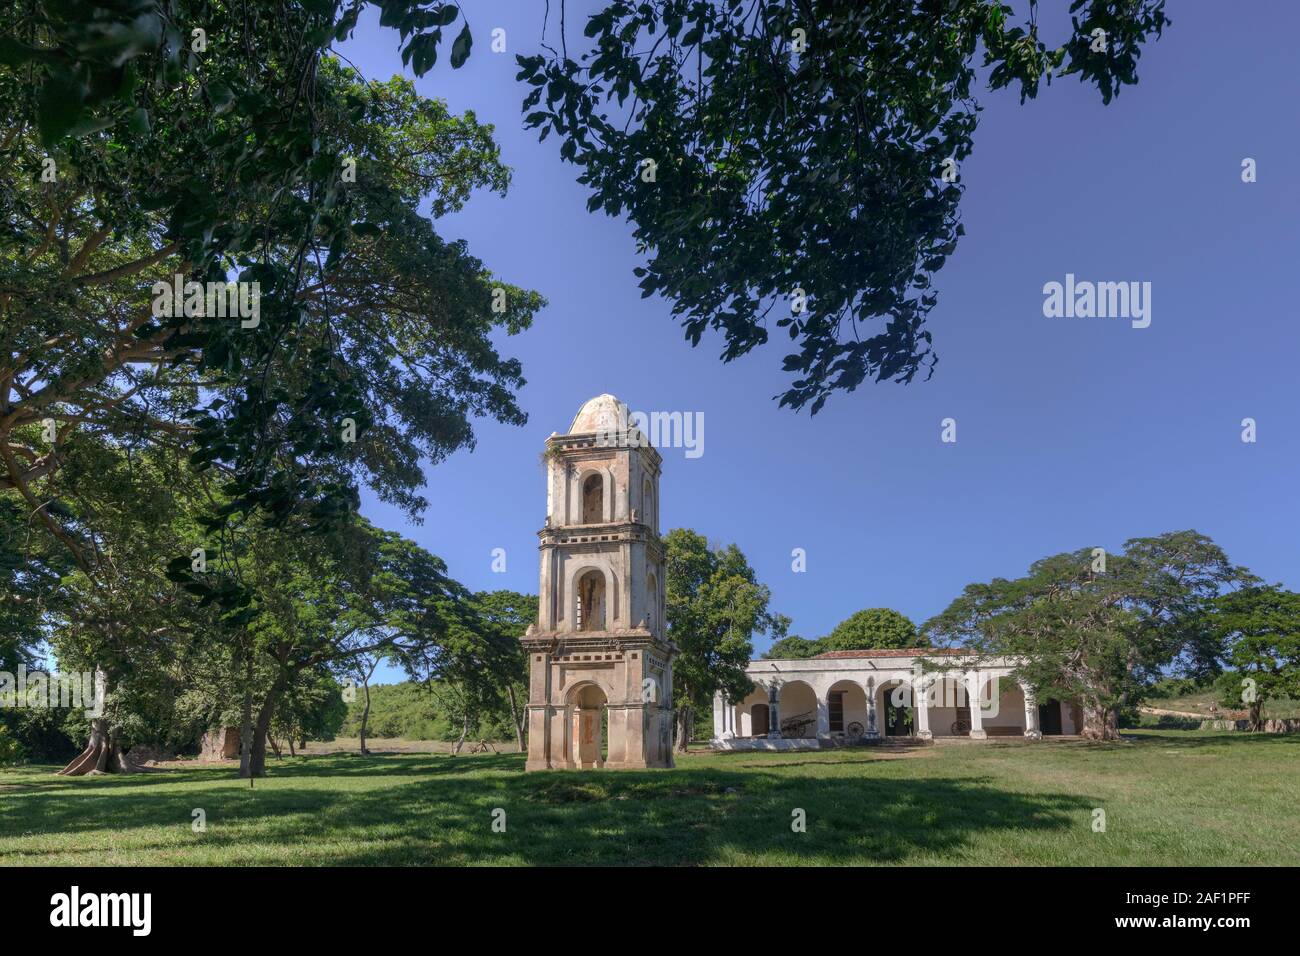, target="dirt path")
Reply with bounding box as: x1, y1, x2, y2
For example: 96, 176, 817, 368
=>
1139, 705, 1209, 719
